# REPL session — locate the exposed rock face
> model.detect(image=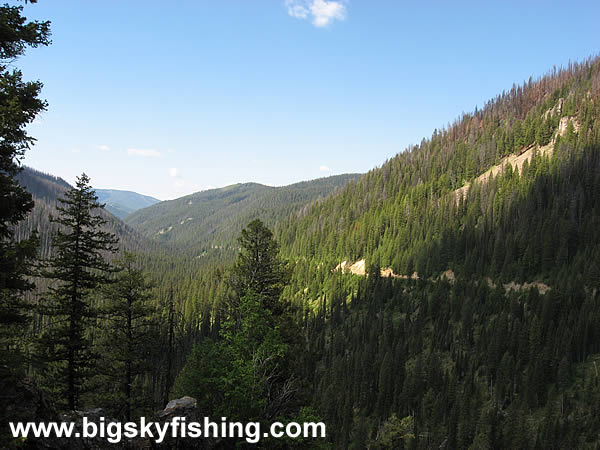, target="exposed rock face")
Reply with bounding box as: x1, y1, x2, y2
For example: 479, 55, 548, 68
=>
155, 397, 199, 426
348, 259, 365, 275
440, 269, 456, 283
335, 259, 367, 275
132, 396, 221, 449
504, 280, 551, 295
453, 114, 581, 205
335, 259, 417, 279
